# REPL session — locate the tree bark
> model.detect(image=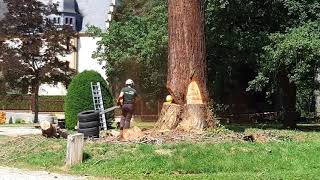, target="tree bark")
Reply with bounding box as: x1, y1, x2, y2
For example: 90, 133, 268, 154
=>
167, 0, 208, 104
40, 120, 69, 138
279, 70, 297, 128
155, 0, 210, 131
33, 82, 40, 123
178, 104, 208, 131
